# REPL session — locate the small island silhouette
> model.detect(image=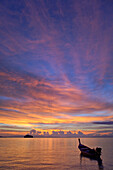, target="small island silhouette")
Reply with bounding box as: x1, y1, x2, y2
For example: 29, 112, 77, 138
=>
24, 134, 33, 138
